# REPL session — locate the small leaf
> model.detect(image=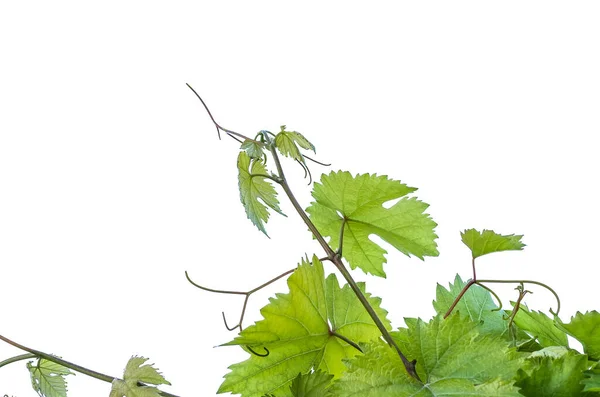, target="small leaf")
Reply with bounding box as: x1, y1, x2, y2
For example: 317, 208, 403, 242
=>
274, 126, 315, 164
555, 311, 600, 360
241, 139, 266, 159
27, 358, 74, 397
307, 171, 438, 277
461, 229, 525, 259
110, 356, 170, 397
238, 151, 285, 236
289, 370, 333, 397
